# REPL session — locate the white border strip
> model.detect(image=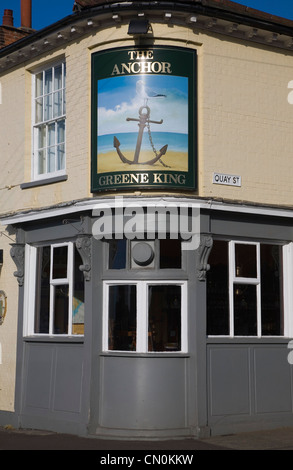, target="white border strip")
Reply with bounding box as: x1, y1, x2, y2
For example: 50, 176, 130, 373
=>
1, 197, 293, 225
